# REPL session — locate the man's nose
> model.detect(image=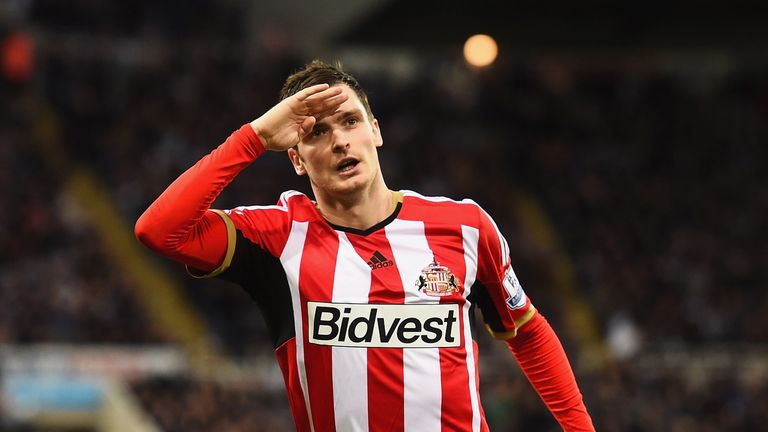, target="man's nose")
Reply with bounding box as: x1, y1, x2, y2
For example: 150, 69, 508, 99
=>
331, 128, 349, 151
